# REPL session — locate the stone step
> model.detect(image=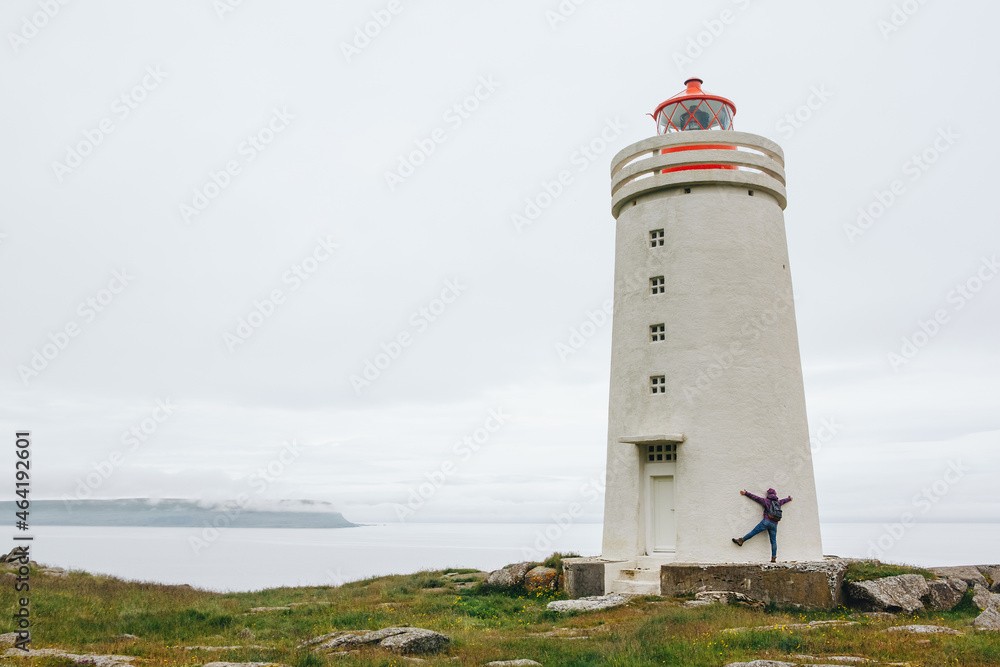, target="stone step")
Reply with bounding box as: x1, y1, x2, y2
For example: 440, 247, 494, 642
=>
617, 568, 661, 582
637, 555, 675, 569
610, 578, 660, 595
